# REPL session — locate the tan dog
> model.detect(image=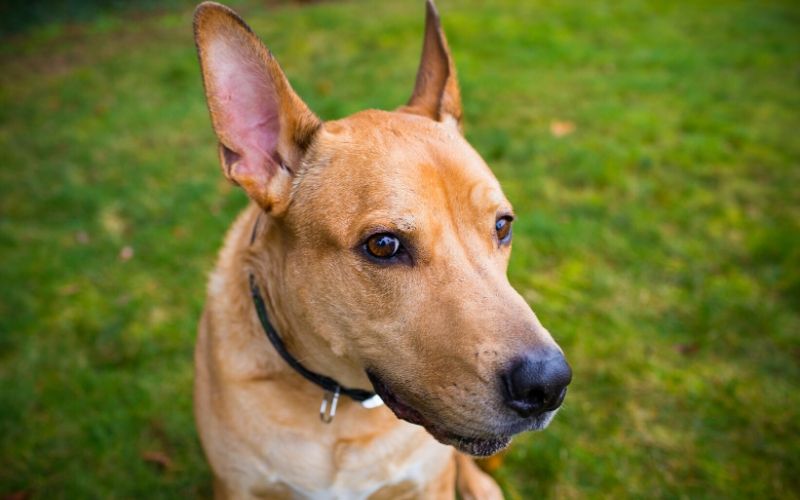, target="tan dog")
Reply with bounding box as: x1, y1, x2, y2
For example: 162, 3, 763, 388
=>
192, 1, 572, 498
